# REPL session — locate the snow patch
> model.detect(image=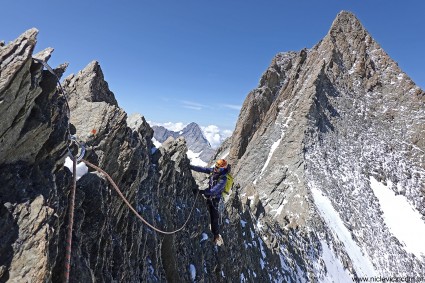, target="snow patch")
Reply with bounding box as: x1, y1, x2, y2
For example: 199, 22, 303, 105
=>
256, 219, 264, 231
256, 111, 294, 183
240, 219, 247, 228
348, 63, 356, 75
311, 186, 376, 276
260, 138, 281, 176
258, 238, 267, 258
272, 204, 284, 218
320, 240, 353, 282
189, 264, 196, 281
200, 233, 208, 243
187, 150, 207, 166
370, 177, 425, 258
64, 157, 88, 180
